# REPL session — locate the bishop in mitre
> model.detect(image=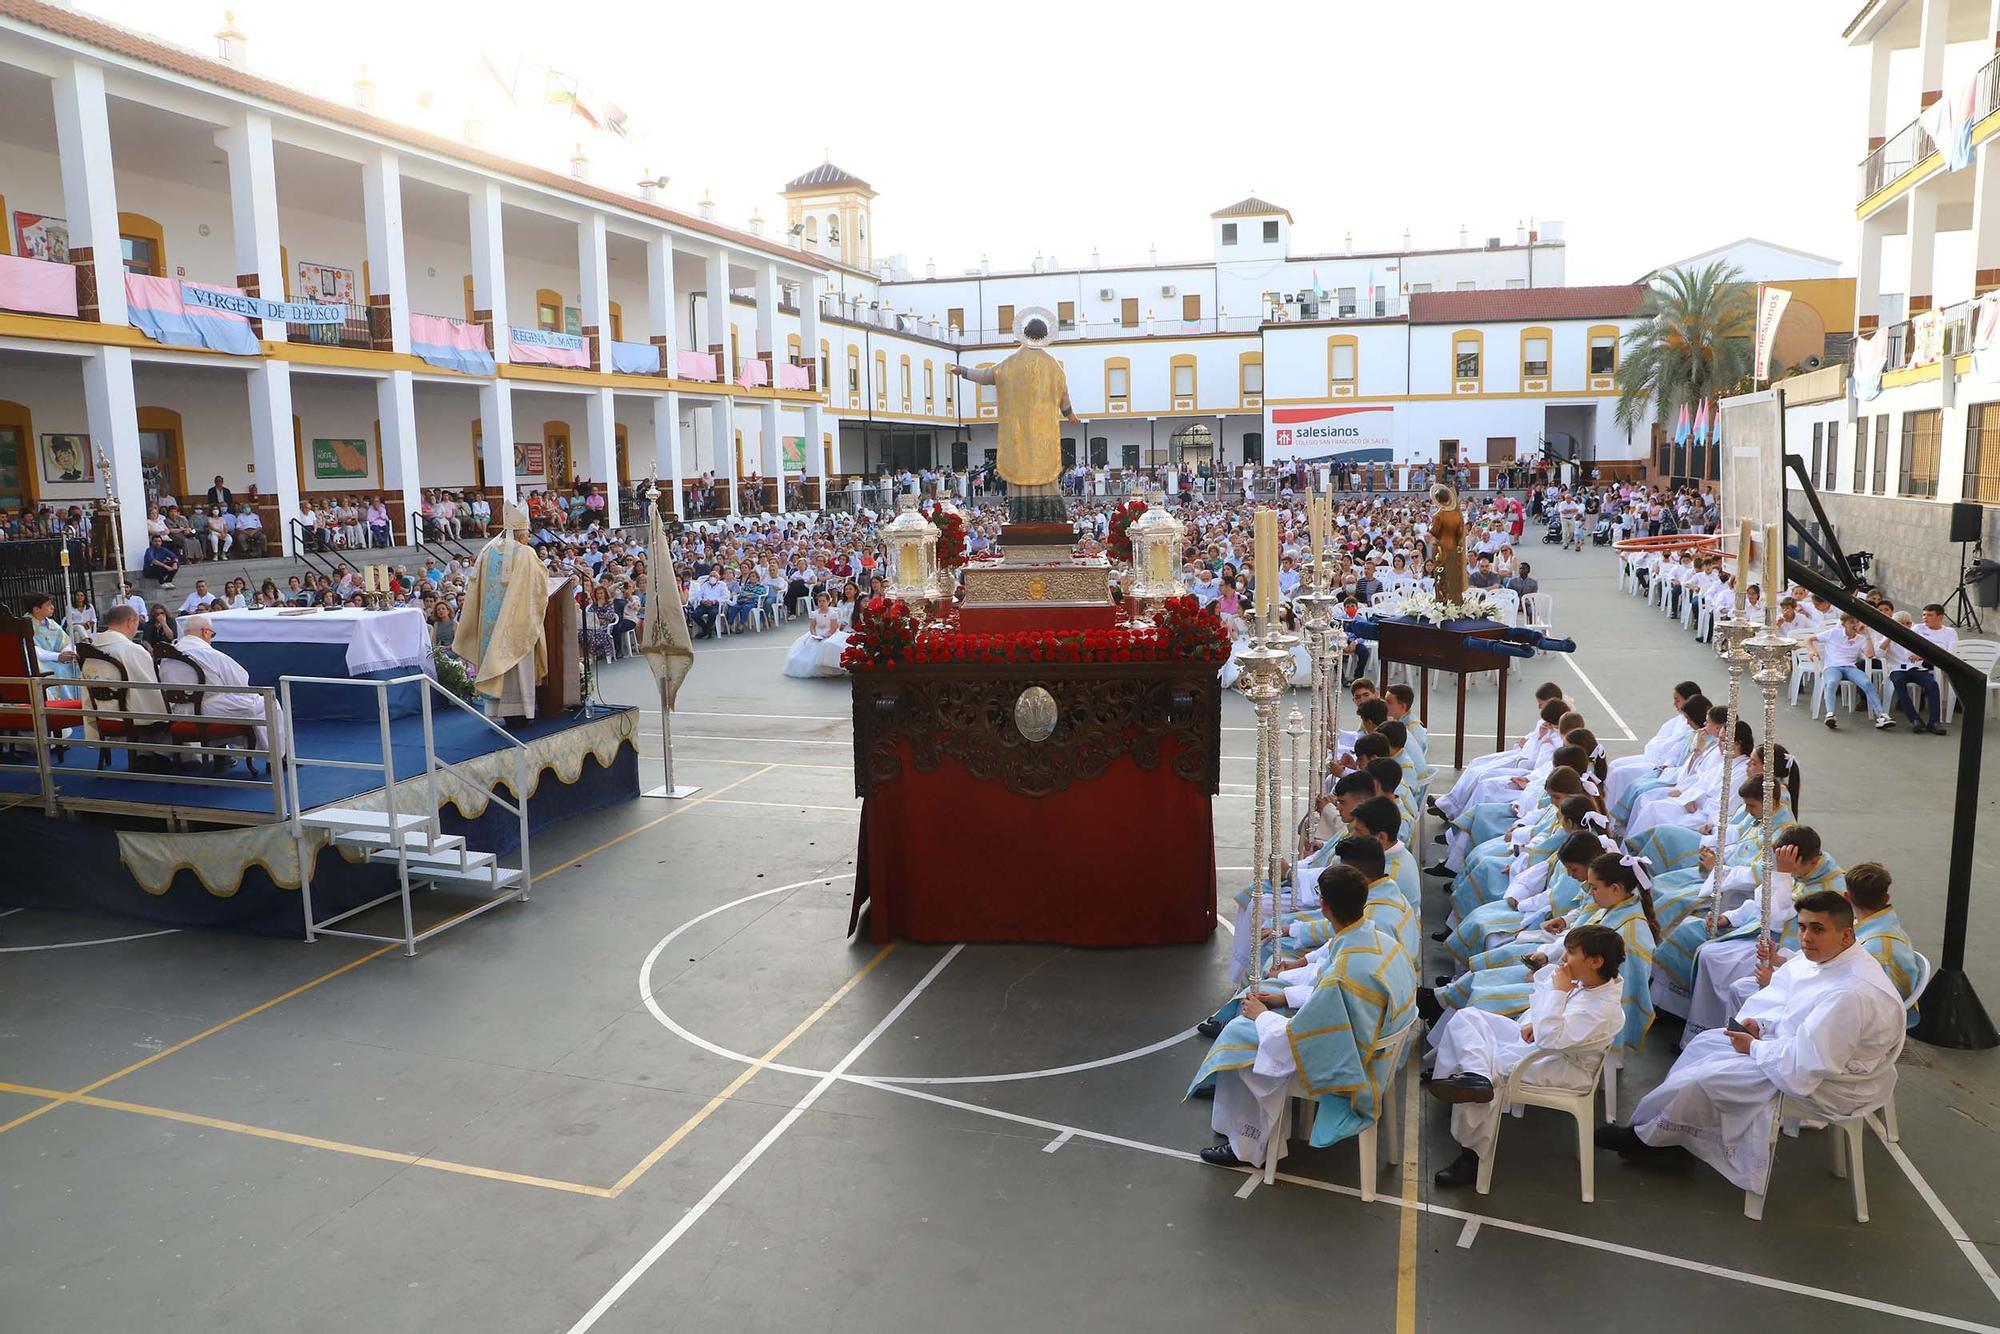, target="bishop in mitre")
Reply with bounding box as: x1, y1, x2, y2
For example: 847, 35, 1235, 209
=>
453, 502, 550, 722
948, 307, 1080, 524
